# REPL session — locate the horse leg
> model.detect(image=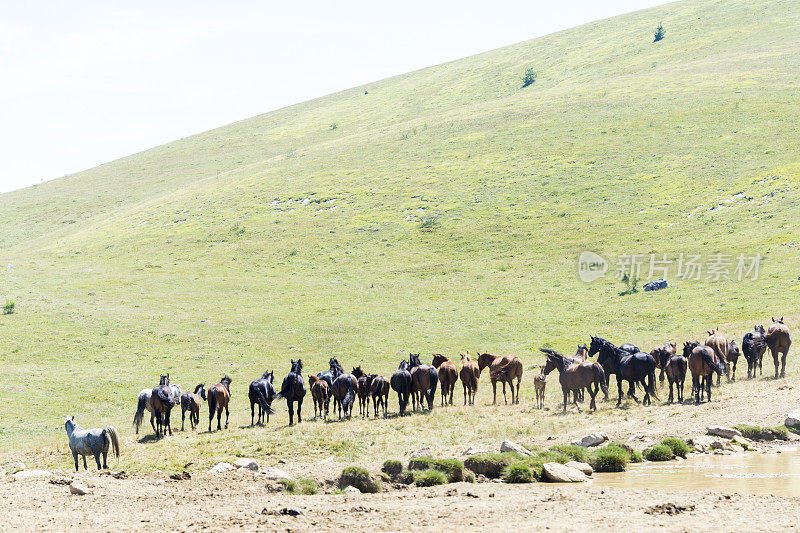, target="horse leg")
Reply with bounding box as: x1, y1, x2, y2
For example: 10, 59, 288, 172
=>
492, 380, 497, 405
182, 407, 186, 431
102, 448, 108, 469
216, 407, 222, 431
224, 405, 229, 429
502, 381, 508, 405
781, 349, 788, 378
589, 384, 597, 411
73, 452, 79, 472
562, 389, 568, 414
250, 401, 255, 426
82, 456, 88, 470
150, 412, 156, 434
615, 376, 623, 406
732, 358, 737, 382
668, 380, 673, 404
297, 399, 302, 423
94, 452, 102, 470
628, 382, 640, 403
